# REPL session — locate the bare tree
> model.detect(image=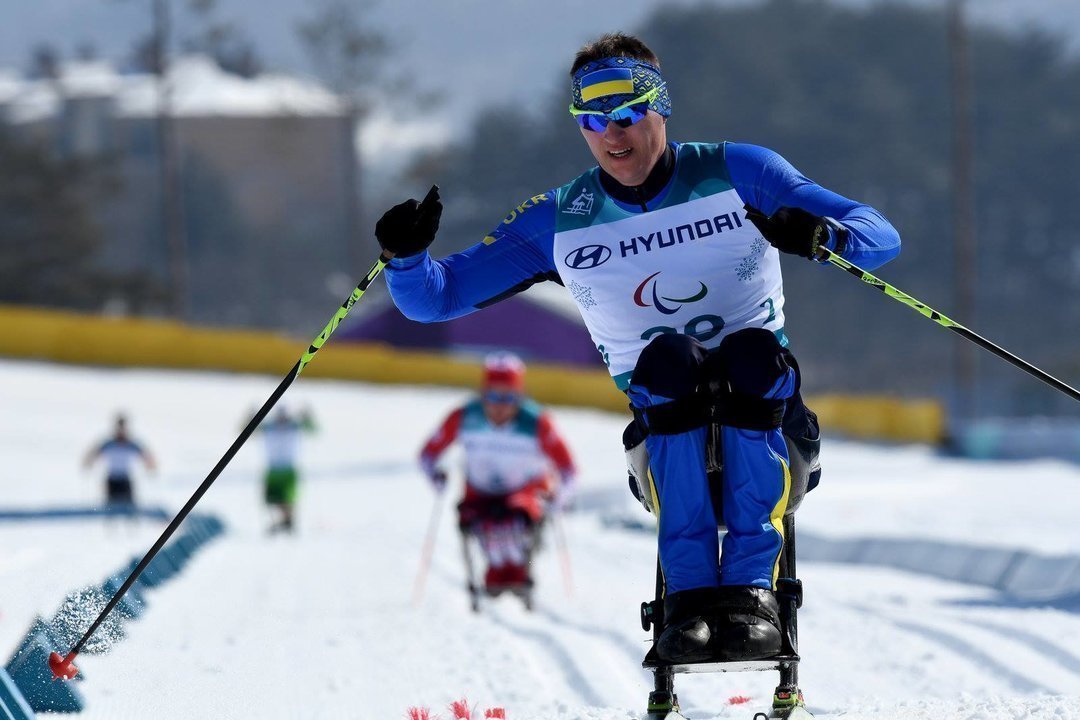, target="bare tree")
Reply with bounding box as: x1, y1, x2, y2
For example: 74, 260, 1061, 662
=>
27, 43, 61, 80
297, 1, 388, 275
181, 0, 264, 77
